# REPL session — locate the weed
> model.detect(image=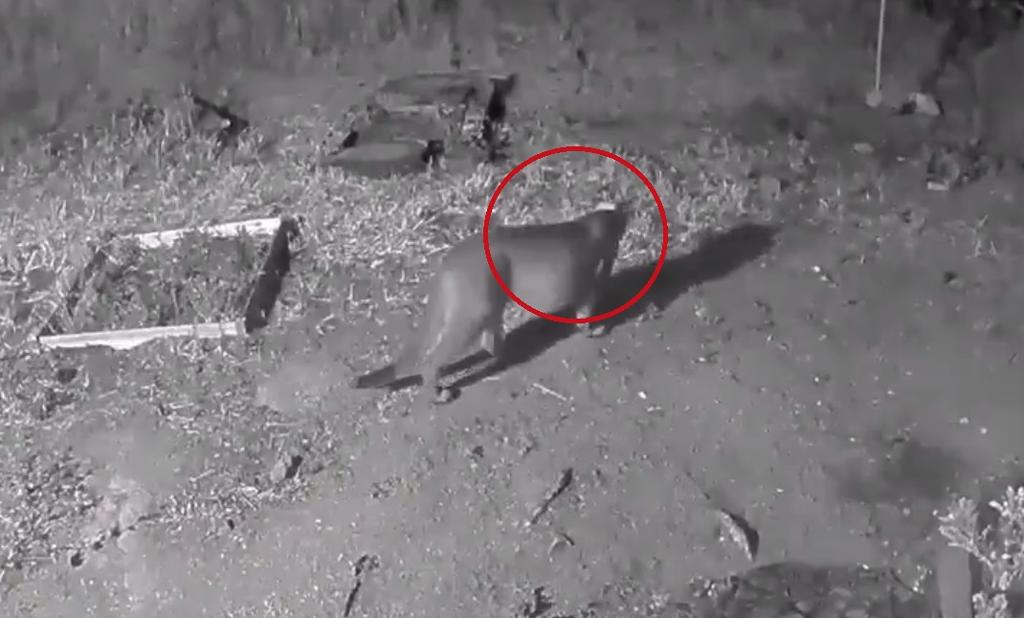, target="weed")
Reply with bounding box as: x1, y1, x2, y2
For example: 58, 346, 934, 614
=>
939, 486, 1024, 618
